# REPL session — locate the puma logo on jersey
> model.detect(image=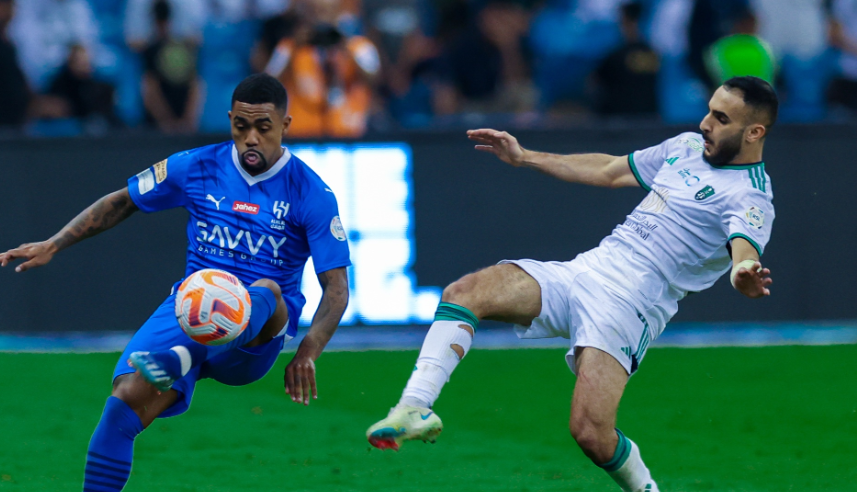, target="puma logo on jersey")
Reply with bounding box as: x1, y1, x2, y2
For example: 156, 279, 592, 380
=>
206, 195, 225, 210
